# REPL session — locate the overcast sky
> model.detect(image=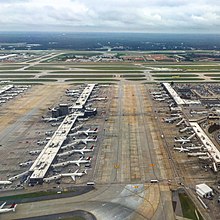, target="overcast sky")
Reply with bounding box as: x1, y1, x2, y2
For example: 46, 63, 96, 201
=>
0, 0, 219, 33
